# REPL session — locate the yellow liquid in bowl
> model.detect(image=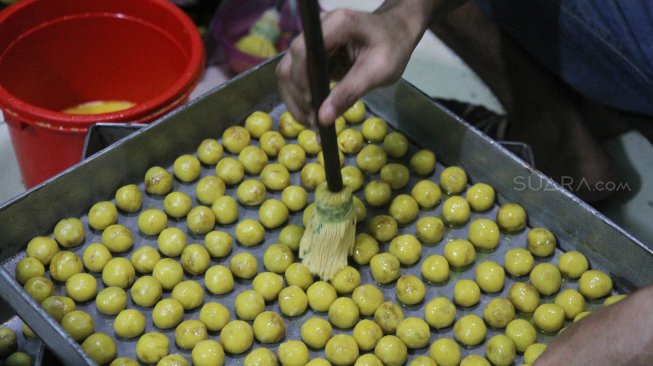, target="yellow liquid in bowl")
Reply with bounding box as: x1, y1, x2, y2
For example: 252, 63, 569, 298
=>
63, 100, 135, 115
